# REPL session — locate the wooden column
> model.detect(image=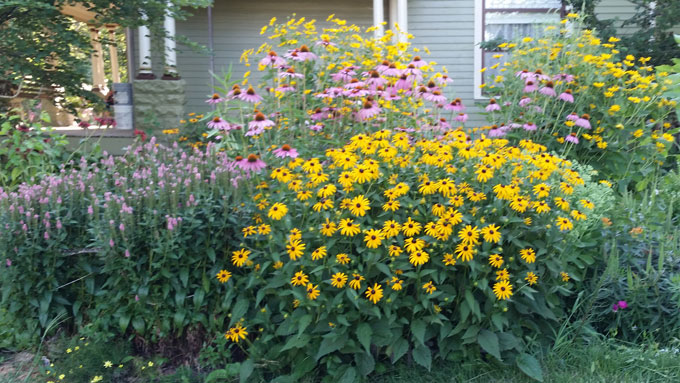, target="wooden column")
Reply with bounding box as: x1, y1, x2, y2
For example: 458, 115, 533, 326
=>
137, 22, 155, 79
106, 25, 121, 83
397, 0, 408, 43
88, 25, 106, 90
163, 3, 179, 79
373, 0, 385, 38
